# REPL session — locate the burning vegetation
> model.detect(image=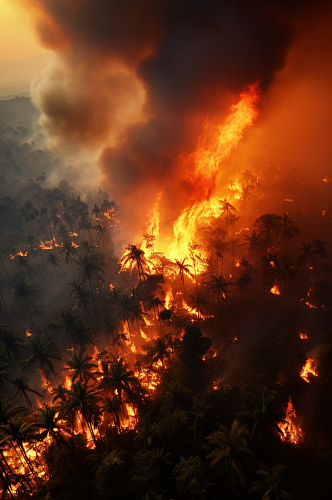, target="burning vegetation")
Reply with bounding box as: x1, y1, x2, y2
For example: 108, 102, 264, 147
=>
1, 1, 332, 499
